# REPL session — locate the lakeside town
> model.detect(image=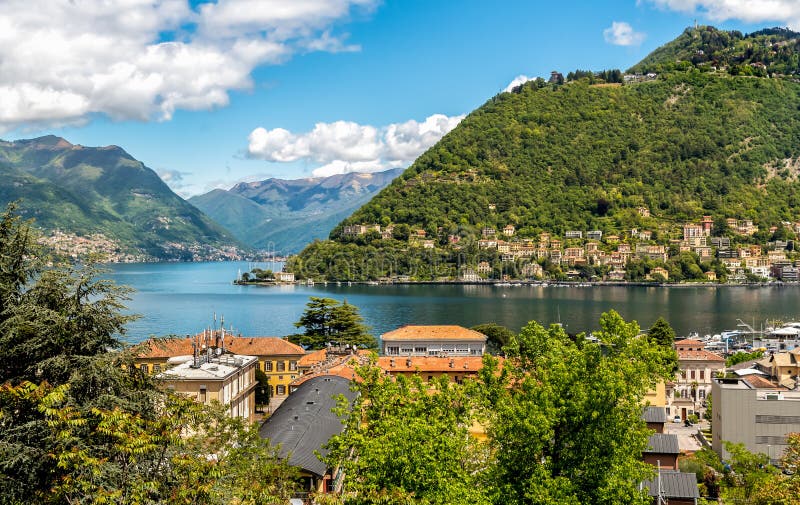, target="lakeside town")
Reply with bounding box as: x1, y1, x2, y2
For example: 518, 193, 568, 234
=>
131, 312, 800, 503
